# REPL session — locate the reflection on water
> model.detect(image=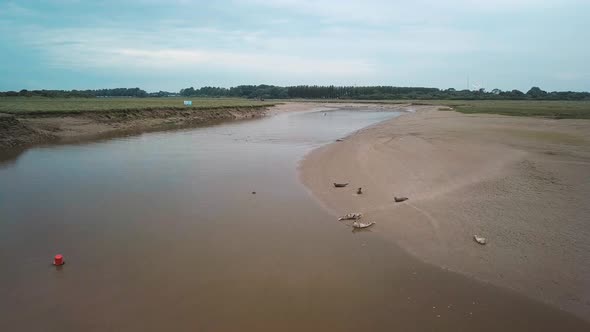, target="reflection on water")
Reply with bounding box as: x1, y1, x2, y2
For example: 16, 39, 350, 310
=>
0, 109, 587, 331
